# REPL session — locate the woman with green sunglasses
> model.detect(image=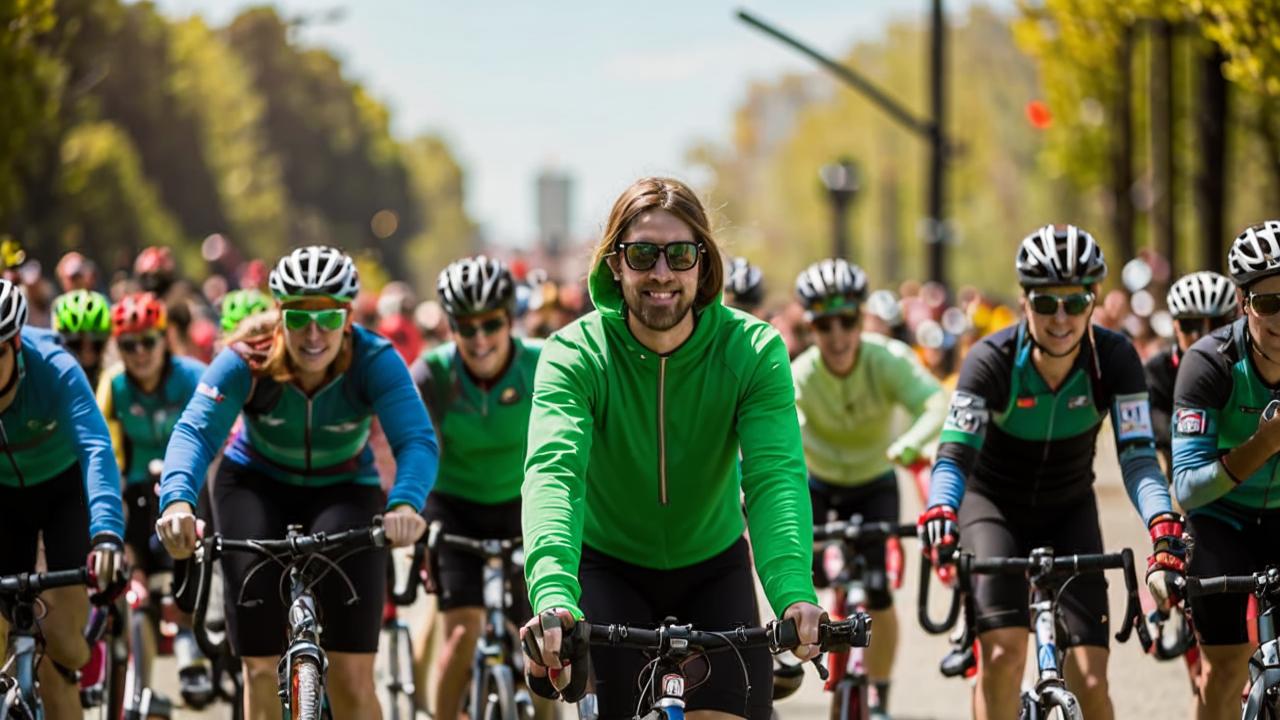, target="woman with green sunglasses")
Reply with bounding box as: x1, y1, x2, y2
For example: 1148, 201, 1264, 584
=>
156, 245, 438, 720
921, 224, 1178, 720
